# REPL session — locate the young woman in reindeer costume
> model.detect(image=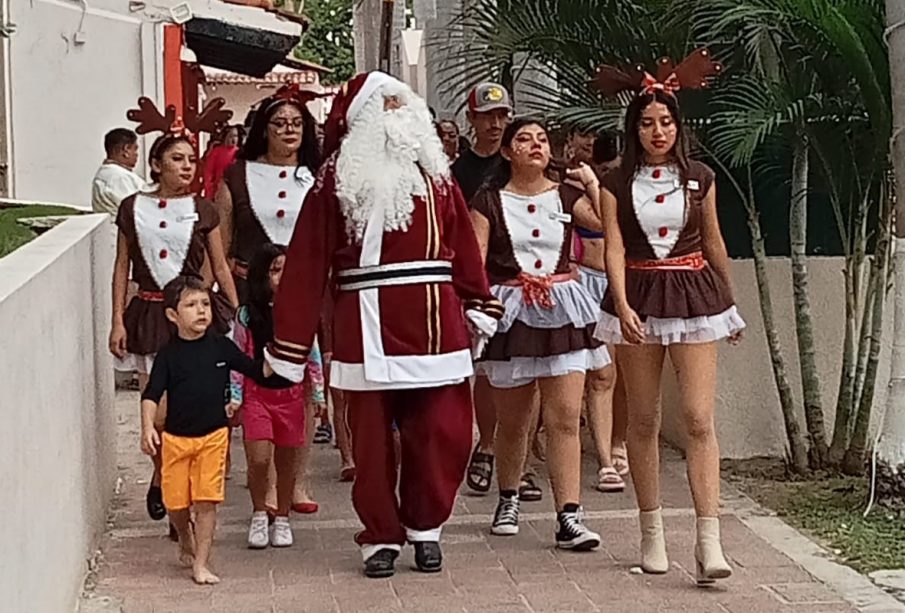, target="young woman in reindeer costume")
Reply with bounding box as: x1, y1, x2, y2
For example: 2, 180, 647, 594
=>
593, 50, 745, 585
109, 97, 239, 526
